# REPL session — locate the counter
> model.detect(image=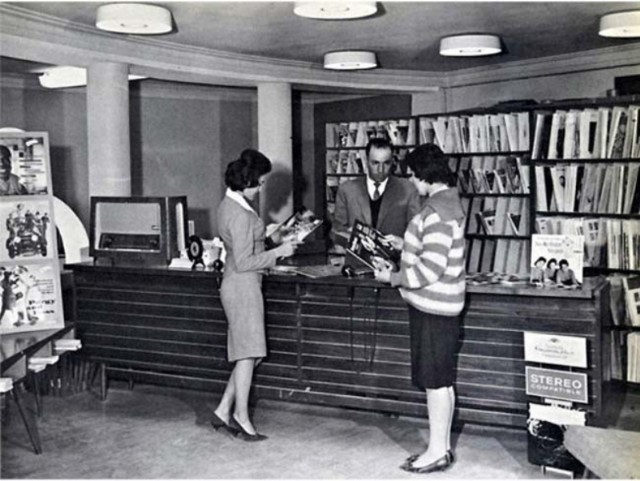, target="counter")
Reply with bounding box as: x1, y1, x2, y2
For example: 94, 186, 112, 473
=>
68, 263, 611, 428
